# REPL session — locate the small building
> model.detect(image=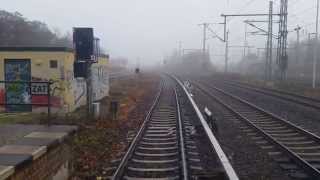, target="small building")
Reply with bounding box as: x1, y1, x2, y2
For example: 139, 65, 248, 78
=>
0, 47, 109, 114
